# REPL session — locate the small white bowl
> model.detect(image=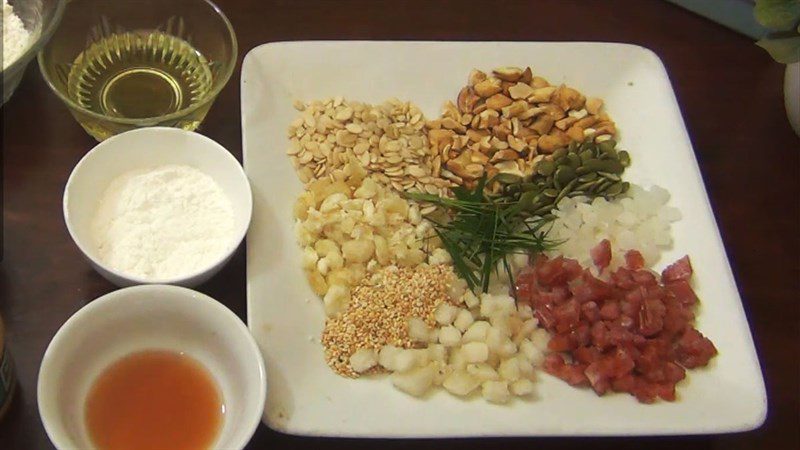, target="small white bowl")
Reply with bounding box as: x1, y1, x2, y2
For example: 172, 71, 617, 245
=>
63, 127, 252, 287
38, 285, 267, 450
